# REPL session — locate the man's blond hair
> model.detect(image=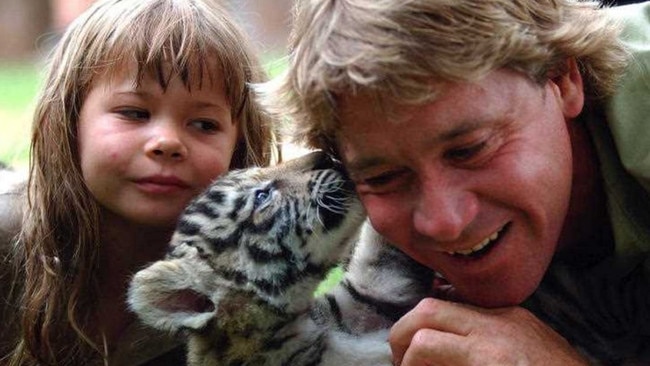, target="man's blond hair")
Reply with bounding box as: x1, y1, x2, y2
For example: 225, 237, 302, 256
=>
265, 0, 629, 152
